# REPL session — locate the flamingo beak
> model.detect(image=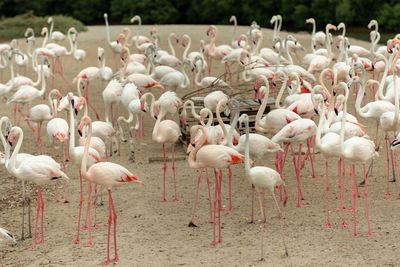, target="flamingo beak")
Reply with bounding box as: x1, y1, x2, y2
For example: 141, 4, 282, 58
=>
78, 129, 82, 137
